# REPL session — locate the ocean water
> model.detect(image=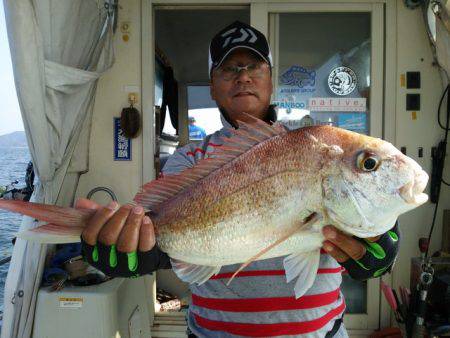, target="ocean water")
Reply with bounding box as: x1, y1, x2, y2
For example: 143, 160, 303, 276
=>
0, 147, 31, 314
